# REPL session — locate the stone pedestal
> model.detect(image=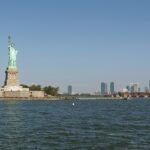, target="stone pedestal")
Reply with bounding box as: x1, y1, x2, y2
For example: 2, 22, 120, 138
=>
2, 67, 30, 98
3, 67, 27, 92
4, 68, 19, 86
